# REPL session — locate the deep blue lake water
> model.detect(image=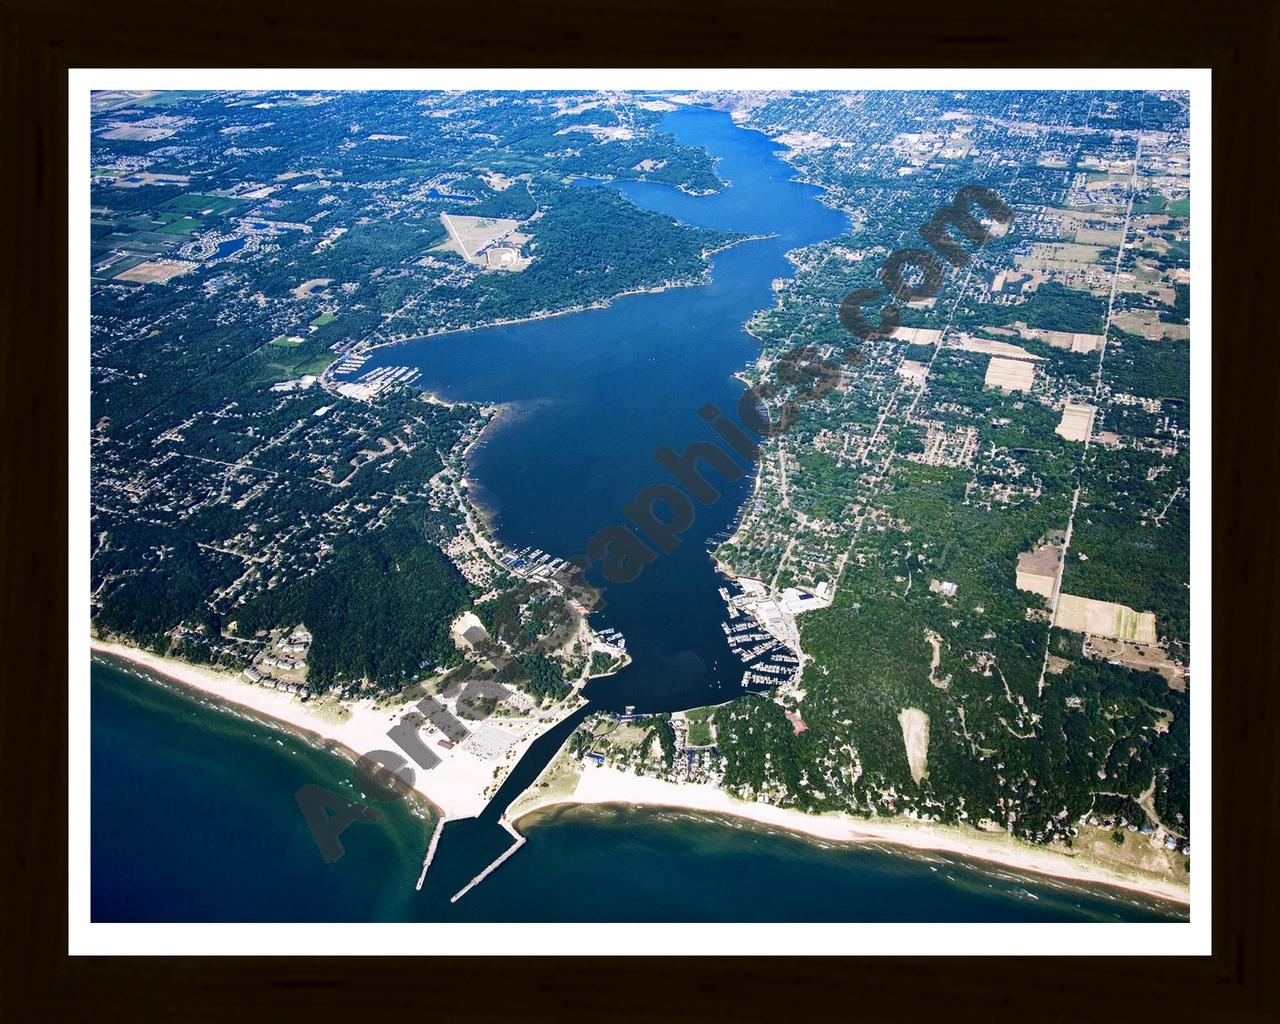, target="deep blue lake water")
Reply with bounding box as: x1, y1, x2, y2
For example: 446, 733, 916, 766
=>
366, 106, 849, 716
91, 107, 1186, 923
213, 236, 247, 259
